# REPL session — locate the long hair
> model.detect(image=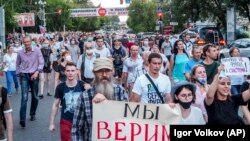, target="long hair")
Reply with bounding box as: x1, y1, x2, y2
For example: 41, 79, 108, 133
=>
172, 39, 188, 55
190, 64, 206, 83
